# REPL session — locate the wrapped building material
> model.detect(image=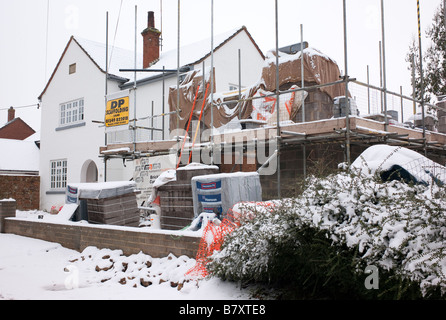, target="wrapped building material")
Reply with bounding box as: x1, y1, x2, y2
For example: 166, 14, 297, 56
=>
191, 172, 262, 218
66, 181, 139, 227
158, 163, 219, 230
